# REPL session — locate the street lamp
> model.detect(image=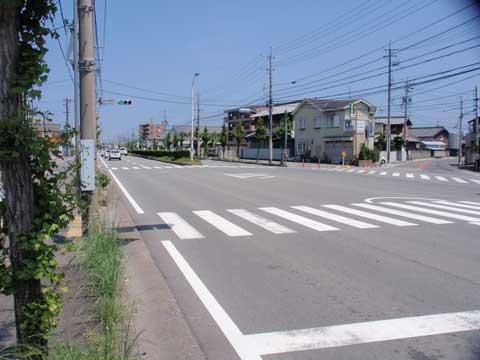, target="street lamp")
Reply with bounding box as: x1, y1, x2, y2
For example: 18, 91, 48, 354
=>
191, 73, 200, 161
